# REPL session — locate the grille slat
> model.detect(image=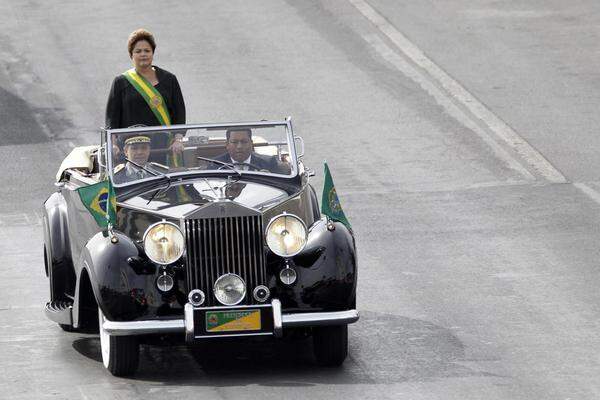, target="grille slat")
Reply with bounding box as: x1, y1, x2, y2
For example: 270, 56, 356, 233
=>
236, 218, 241, 278
241, 217, 248, 293
185, 221, 192, 292
250, 217, 257, 292
190, 220, 196, 291
185, 215, 265, 306
209, 218, 216, 299
257, 217, 265, 283
225, 217, 231, 276
200, 219, 206, 292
